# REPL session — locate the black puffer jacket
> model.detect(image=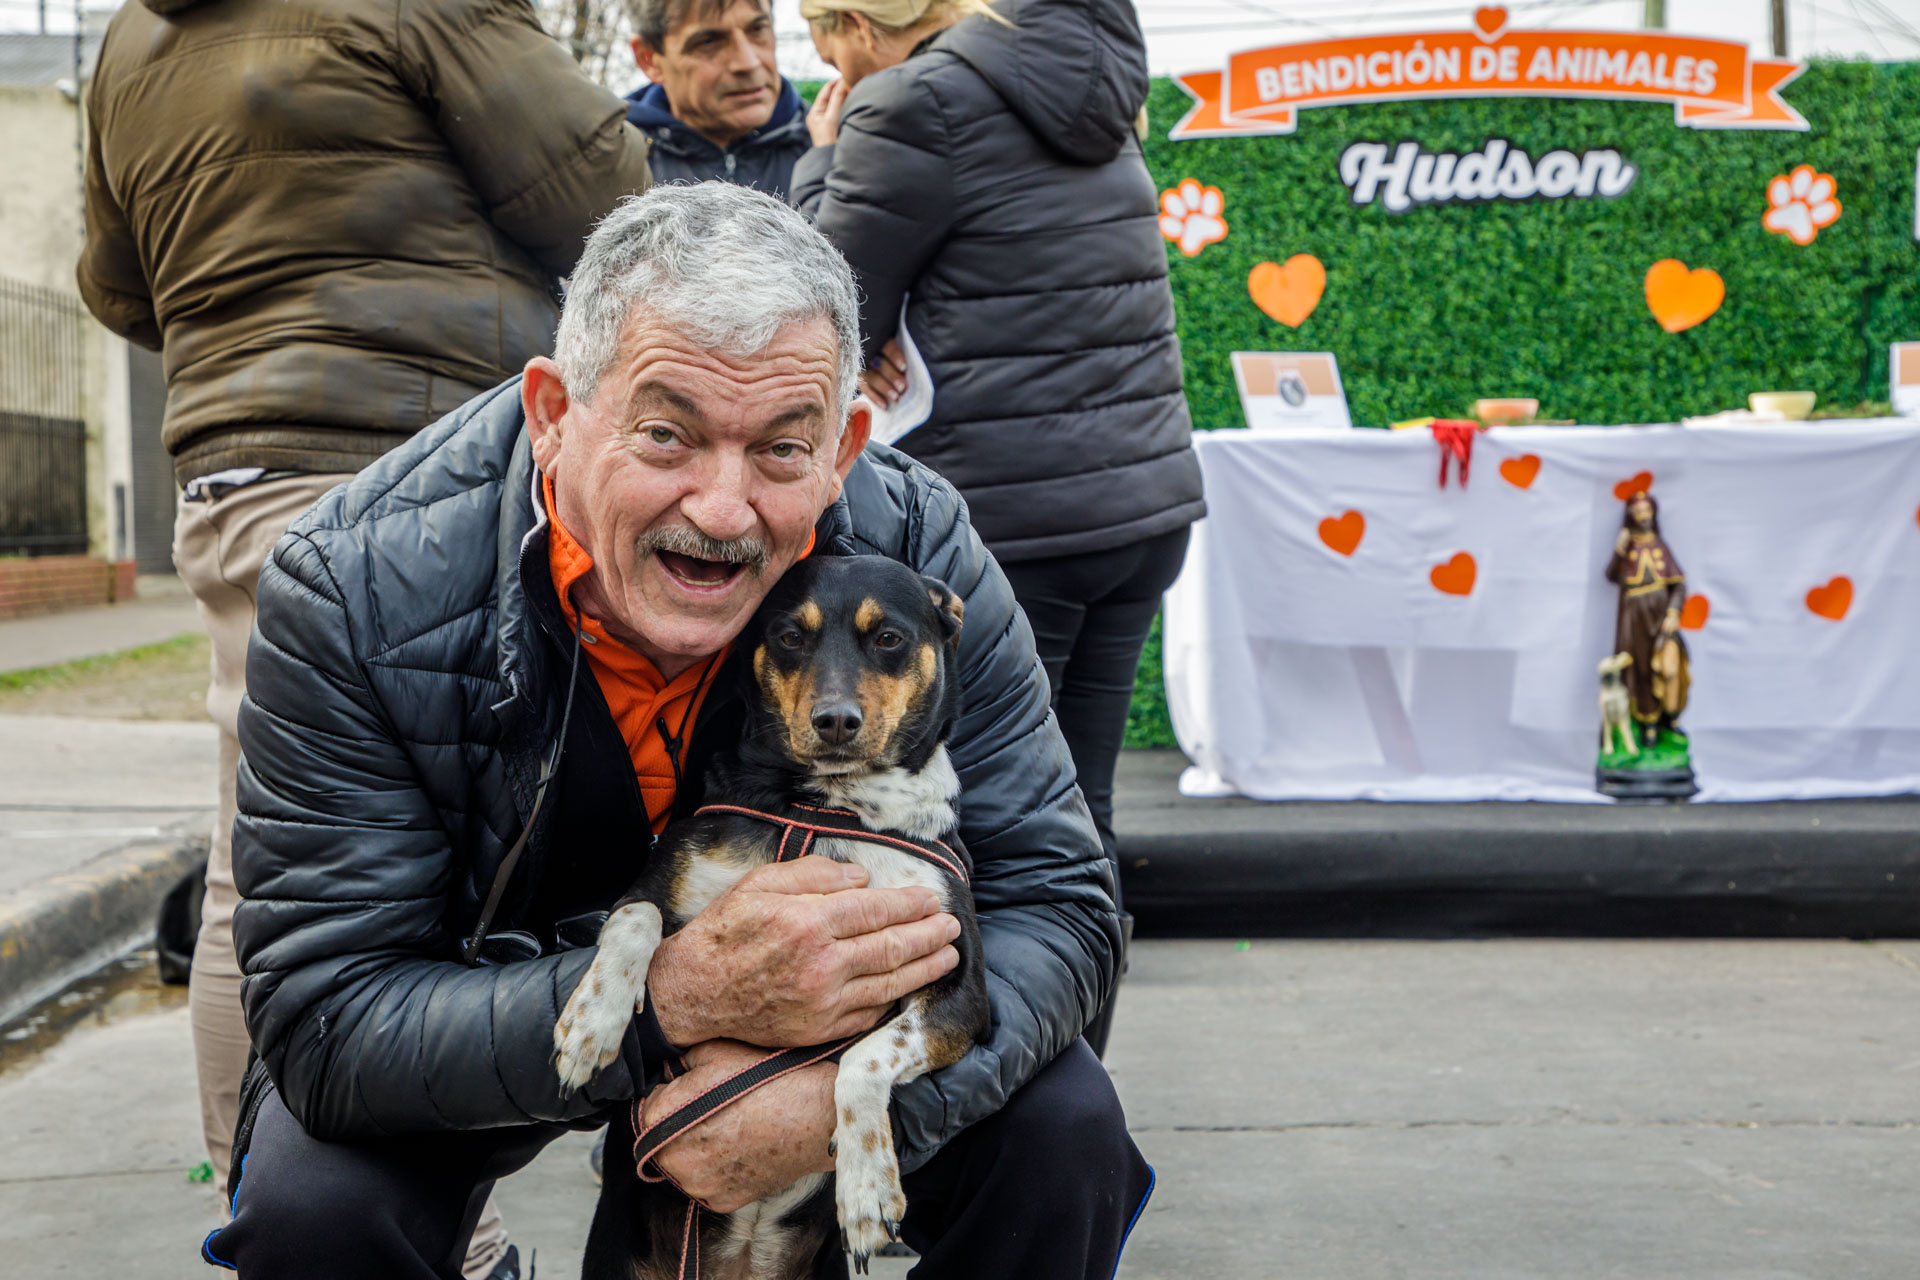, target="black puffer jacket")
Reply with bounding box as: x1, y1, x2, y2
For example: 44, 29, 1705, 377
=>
230, 380, 1116, 1173
626, 79, 811, 200
791, 0, 1204, 562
